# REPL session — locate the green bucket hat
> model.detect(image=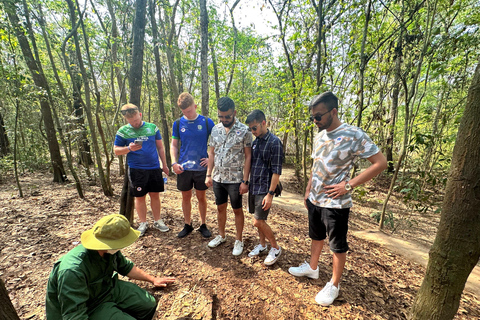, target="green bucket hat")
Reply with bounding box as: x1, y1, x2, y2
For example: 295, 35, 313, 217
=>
81, 214, 140, 250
